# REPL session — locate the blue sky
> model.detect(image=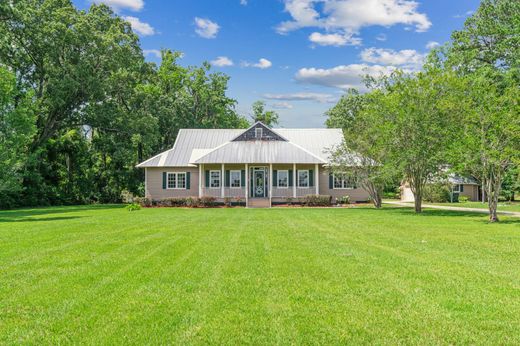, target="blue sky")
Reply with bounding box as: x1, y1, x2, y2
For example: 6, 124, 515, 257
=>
74, 0, 480, 128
